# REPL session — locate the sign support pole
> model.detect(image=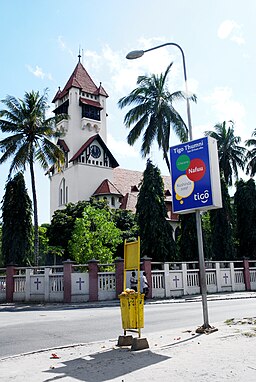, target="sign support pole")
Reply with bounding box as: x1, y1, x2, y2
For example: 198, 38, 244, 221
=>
196, 210, 209, 328
126, 42, 219, 332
